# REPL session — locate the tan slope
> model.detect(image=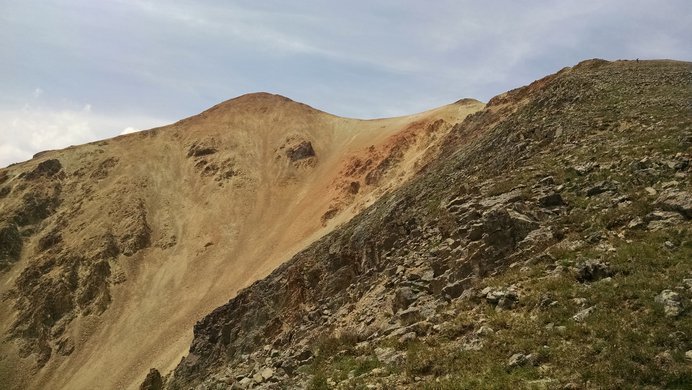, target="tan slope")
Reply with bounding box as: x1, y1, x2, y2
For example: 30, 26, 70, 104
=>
0, 93, 483, 390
